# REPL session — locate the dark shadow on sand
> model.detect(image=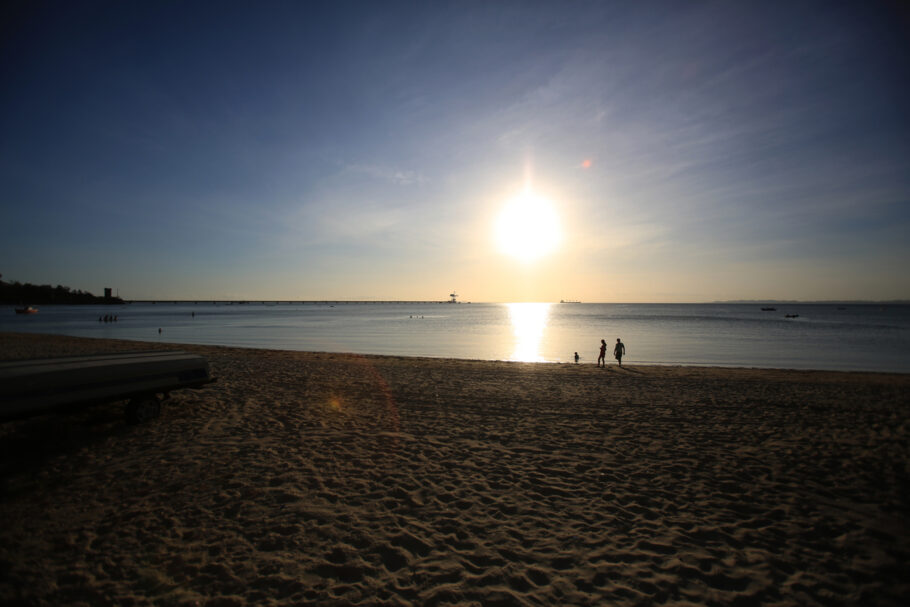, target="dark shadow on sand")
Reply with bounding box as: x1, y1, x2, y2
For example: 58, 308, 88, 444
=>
0, 402, 130, 498
615, 366, 643, 374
